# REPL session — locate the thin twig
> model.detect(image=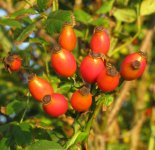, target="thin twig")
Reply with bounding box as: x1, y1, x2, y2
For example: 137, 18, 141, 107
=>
20, 92, 30, 123
107, 81, 132, 126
